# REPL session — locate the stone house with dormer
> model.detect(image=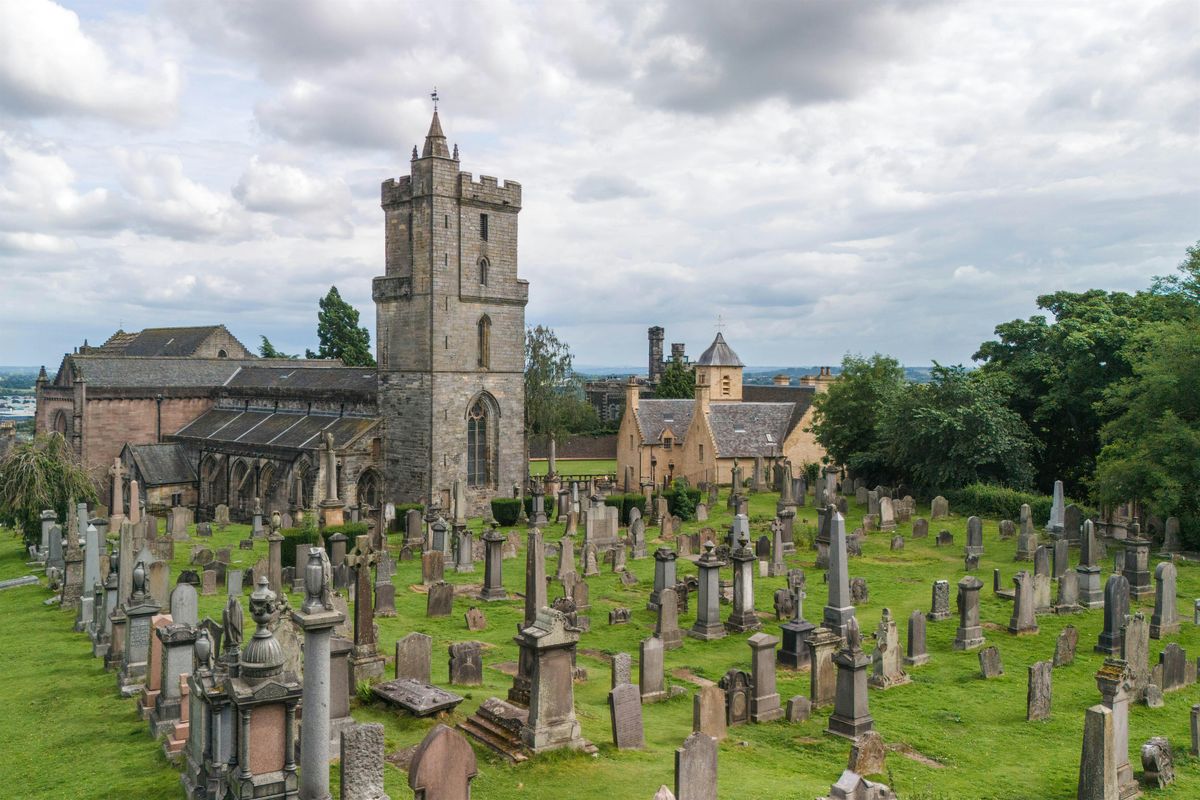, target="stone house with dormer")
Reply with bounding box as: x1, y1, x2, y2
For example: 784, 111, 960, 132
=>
617, 333, 831, 488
